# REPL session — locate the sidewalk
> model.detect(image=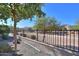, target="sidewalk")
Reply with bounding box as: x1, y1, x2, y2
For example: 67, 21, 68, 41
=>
17, 36, 75, 56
